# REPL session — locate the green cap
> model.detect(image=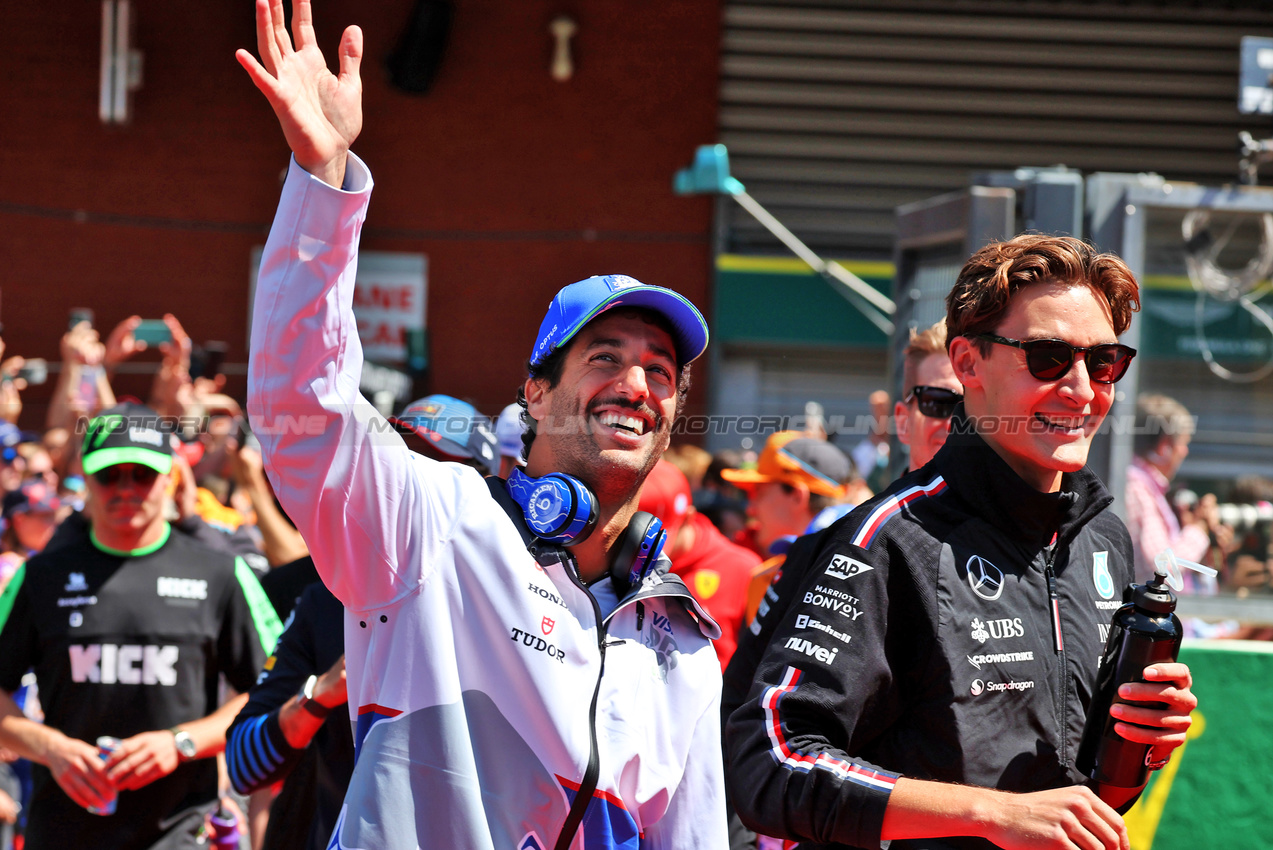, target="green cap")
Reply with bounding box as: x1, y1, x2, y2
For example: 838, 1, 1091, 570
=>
81, 402, 174, 476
